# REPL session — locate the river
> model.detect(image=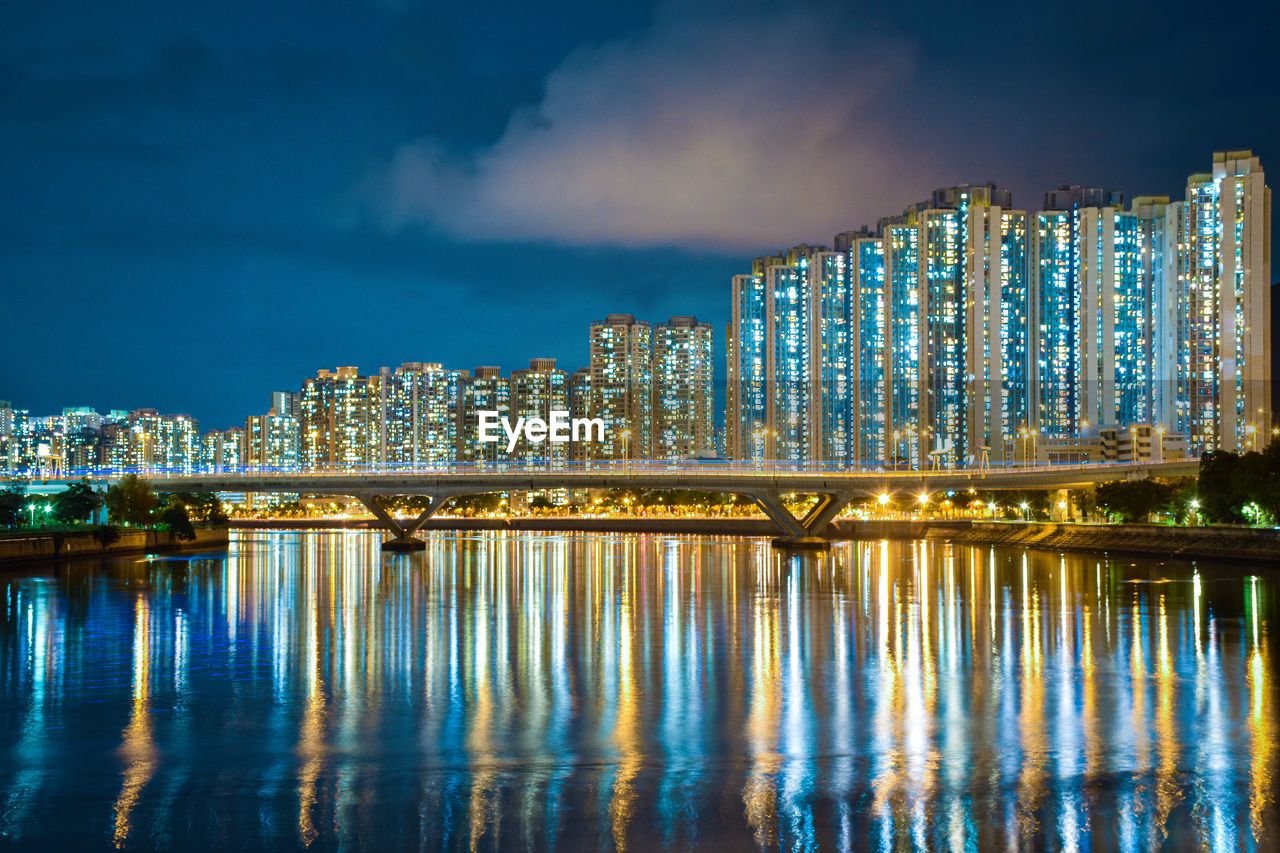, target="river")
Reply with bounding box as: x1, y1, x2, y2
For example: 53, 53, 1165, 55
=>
0, 530, 1274, 850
